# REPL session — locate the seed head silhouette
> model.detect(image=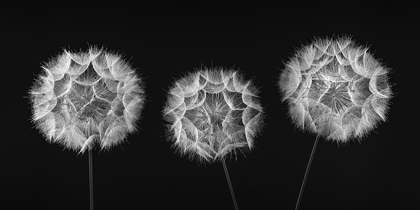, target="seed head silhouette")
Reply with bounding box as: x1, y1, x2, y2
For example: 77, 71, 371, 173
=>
279, 37, 392, 210
29, 47, 145, 153
163, 67, 264, 163
279, 37, 392, 142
